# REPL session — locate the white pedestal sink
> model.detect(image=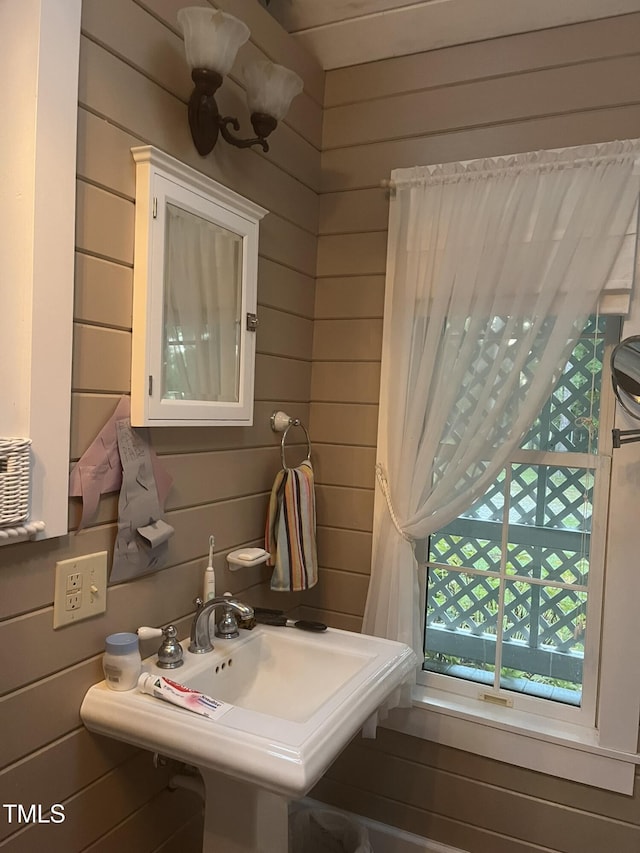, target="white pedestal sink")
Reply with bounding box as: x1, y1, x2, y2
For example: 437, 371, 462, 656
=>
81, 624, 416, 852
